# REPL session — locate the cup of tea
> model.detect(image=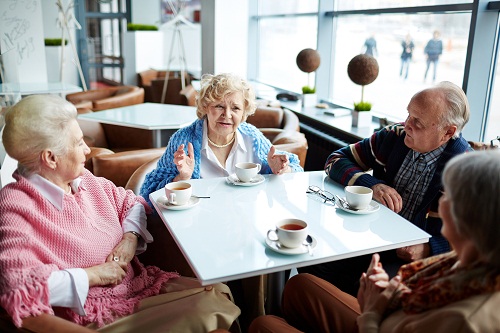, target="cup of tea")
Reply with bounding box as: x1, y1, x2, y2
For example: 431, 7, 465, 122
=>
345, 185, 373, 210
165, 181, 192, 206
267, 218, 308, 248
235, 162, 261, 182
